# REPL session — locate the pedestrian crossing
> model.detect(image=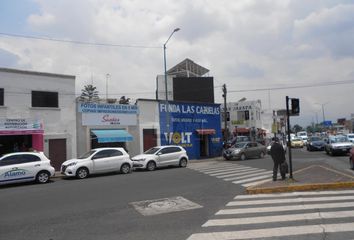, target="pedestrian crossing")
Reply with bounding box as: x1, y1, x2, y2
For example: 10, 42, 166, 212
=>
188, 161, 274, 188
187, 190, 354, 240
